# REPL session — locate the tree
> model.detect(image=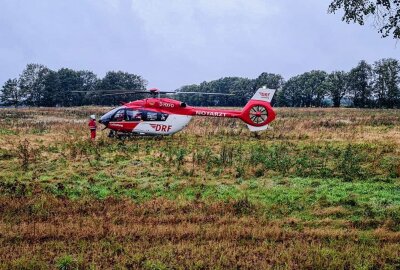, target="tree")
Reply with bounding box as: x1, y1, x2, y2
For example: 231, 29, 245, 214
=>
279, 76, 303, 107
204, 77, 244, 106
328, 0, 400, 39
278, 71, 327, 107
325, 71, 348, 107
373, 58, 400, 108
19, 64, 51, 106
40, 70, 60, 107
211, 77, 255, 106
1, 79, 25, 107
230, 78, 256, 106
32, 69, 99, 107
254, 73, 284, 105
302, 71, 327, 107
347, 60, 373, 107
56, 68, 84, 106
75, 71, 99, 106
176, 84, 202, 106
96, 71, 147, 105
254, 73, 284, 90
176, 77, 251, 106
